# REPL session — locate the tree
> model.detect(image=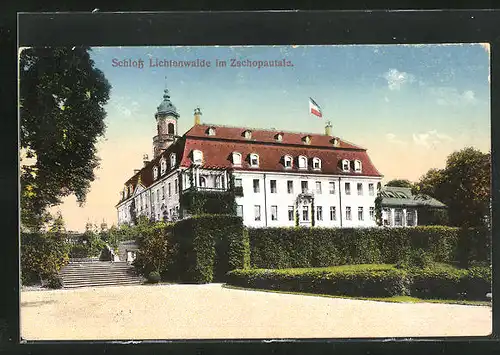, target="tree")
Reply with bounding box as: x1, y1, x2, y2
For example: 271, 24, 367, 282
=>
413, 147, 490, 228
20, 47, 111, 231
385, 179, 413, 188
